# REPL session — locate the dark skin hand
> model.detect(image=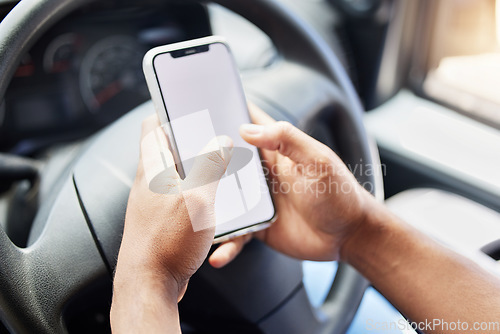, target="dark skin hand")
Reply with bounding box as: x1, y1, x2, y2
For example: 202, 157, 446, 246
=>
111, 115, 233, 333
210, 104, 370, 266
